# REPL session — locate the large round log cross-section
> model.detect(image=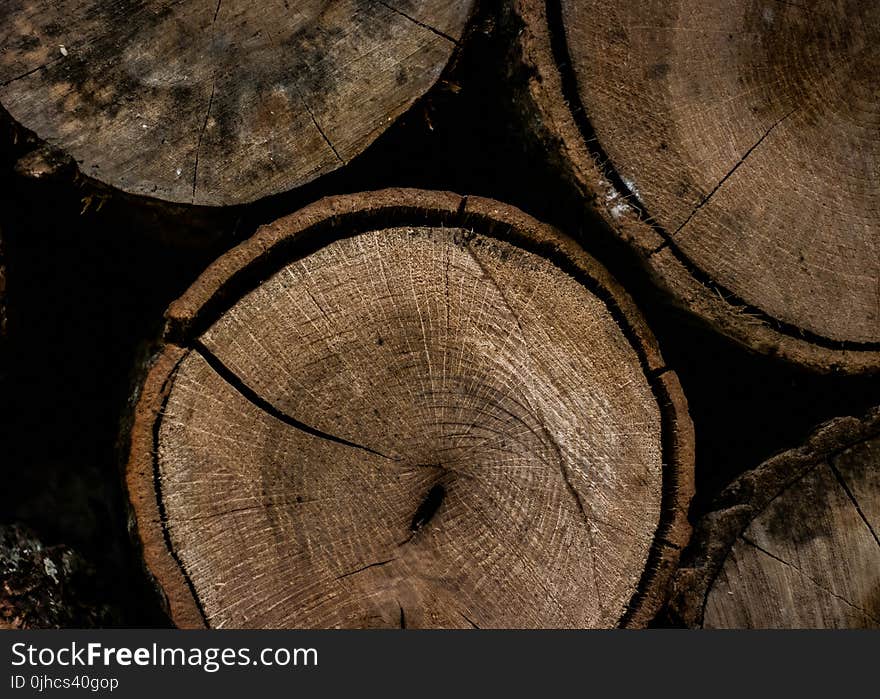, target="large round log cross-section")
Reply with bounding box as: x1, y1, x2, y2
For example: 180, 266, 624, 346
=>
0, 1, 474, 205
126, 190, 693, 628
508, 0, 880, 373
